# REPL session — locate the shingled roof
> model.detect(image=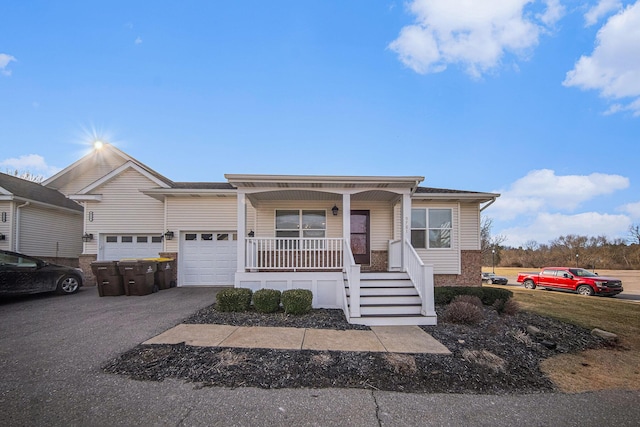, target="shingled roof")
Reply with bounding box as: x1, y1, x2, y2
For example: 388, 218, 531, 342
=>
0, 172, 83, 212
